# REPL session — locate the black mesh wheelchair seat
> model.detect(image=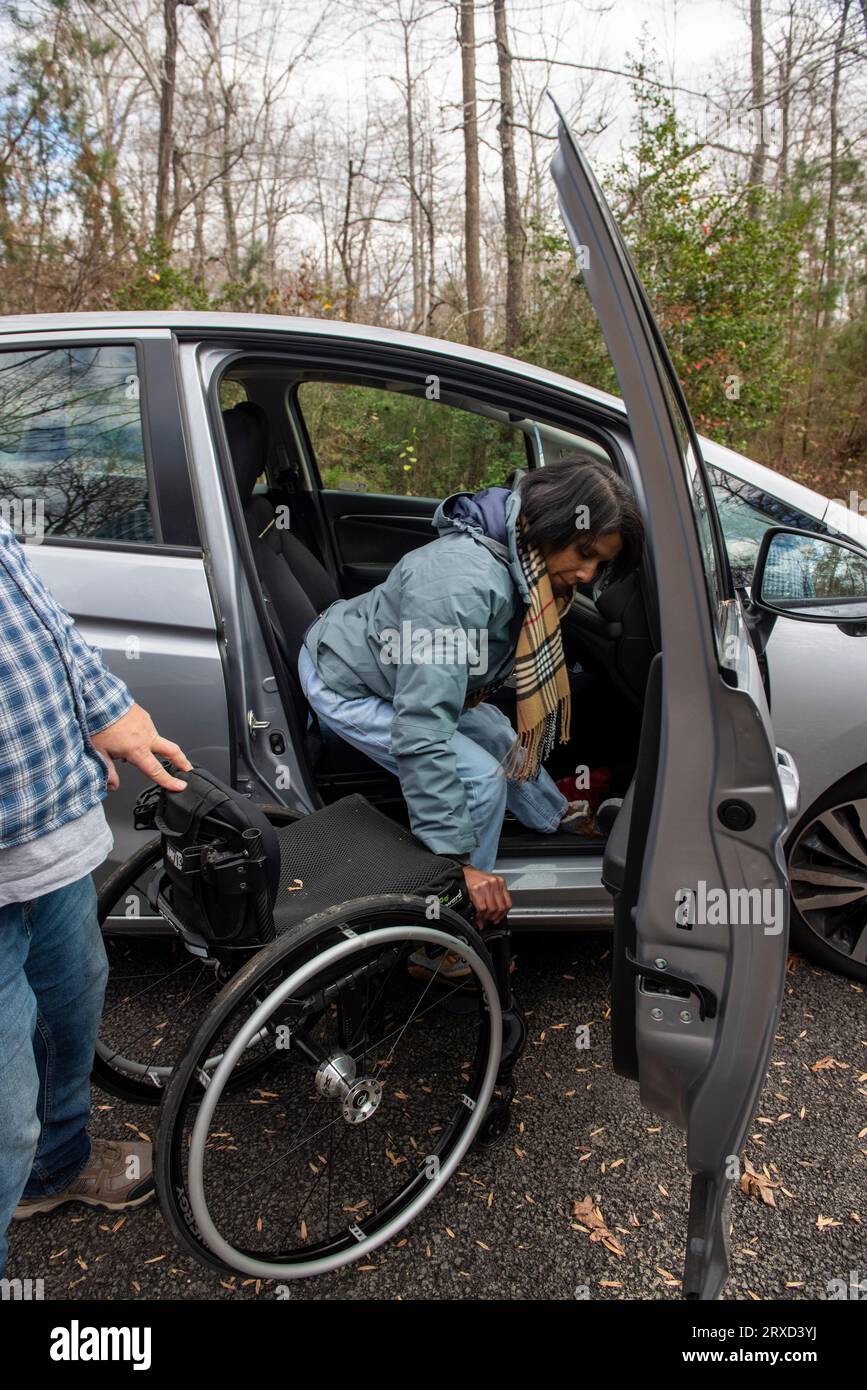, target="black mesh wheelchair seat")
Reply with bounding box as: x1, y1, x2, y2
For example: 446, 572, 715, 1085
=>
269, 793, 469, 936
134, 766, 468, 955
